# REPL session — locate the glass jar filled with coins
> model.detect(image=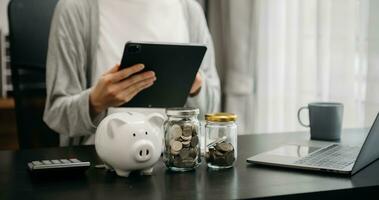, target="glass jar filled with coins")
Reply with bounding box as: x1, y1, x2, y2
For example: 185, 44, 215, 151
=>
163, 107, 201, 172
205, 113, 237, 169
